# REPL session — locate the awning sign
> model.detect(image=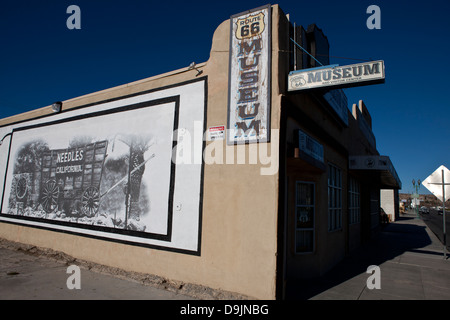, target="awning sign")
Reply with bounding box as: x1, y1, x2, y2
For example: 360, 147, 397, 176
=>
227, 5, 271, 144
298, 129, 324, 163
349, 155, 401, 189
288, 60, 385, 91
